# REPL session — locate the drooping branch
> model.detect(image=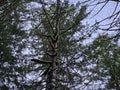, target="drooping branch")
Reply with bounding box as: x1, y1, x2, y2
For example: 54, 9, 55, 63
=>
31, 59, 52, 64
